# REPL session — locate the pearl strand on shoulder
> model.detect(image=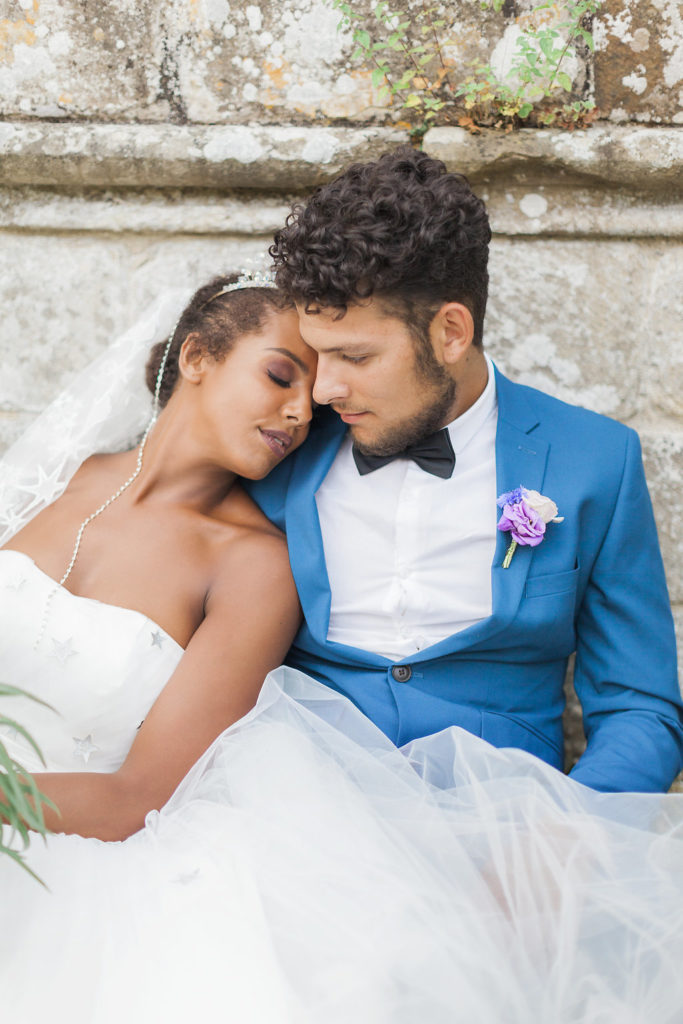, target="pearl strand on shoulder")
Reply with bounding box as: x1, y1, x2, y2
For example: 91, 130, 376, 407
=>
33, 333, 174, 651
60, 331, 173, 588
59, 414, 155, 588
